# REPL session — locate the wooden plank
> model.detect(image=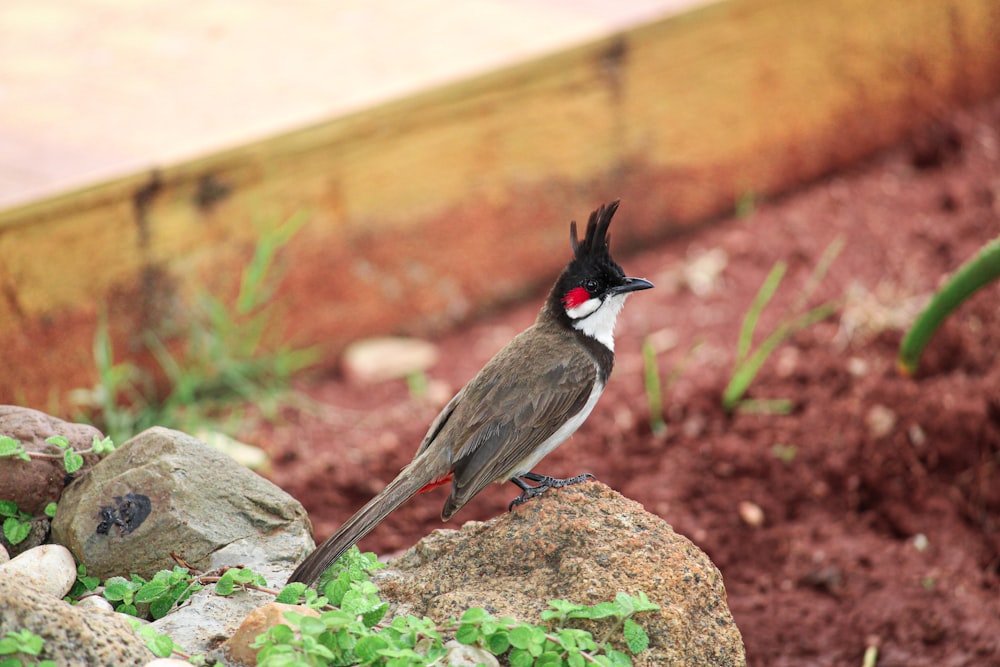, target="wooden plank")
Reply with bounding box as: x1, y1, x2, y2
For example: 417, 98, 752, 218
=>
1, 0, 999, 407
